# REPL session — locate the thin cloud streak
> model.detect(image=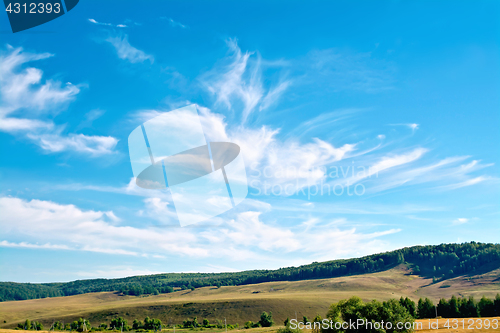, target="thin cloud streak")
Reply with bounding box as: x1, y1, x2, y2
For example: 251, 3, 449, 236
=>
106, 34, 154, 64
200, 38, 291, 123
